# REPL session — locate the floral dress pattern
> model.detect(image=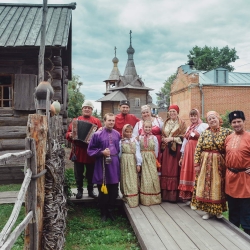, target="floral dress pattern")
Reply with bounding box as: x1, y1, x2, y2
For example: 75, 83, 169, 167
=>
139, 135, 161, 206
191, 127, 232, 215
120, 139, 141, 207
